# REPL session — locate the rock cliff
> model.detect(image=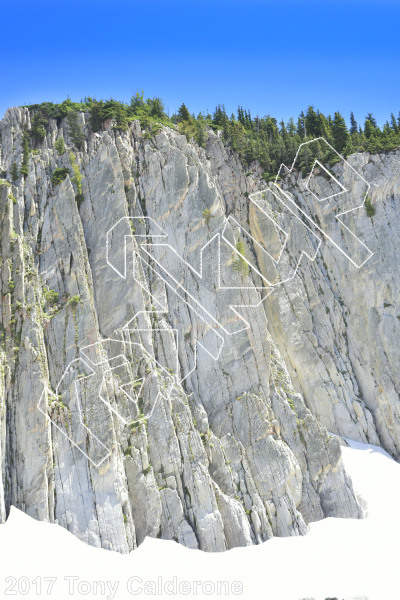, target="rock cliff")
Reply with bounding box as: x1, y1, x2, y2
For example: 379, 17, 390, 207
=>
0, 105, 397, 552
